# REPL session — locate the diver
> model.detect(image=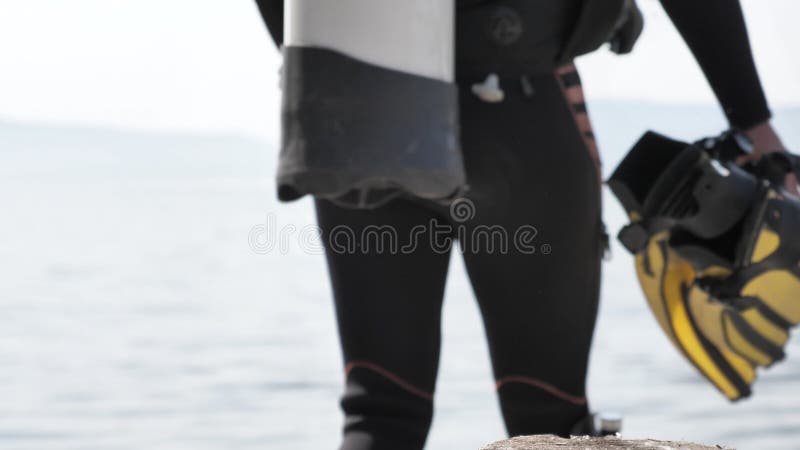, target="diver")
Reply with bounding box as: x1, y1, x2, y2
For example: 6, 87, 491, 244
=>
254, 0, 793, 448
